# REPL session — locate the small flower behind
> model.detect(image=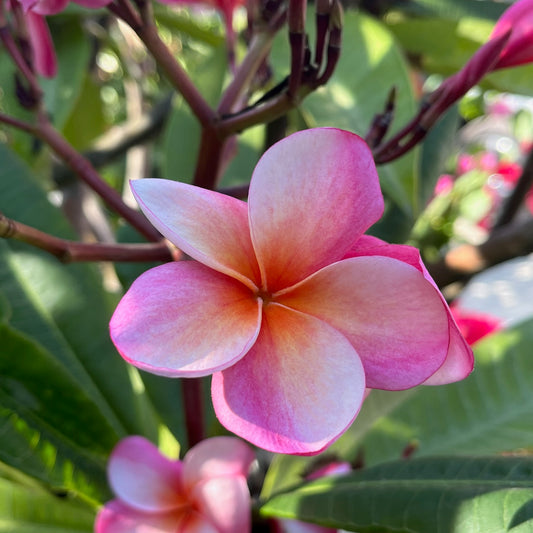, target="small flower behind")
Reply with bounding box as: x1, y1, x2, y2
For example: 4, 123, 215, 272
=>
95, 436, 254, 533
110, 127, 474, 455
